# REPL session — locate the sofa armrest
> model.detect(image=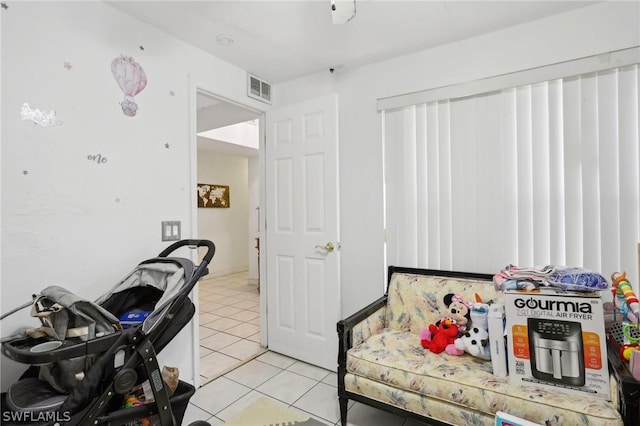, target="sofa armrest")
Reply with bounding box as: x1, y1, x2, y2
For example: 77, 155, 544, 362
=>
338, 295, 388, 350
351, 305, 387, 348
337, 295, 387, 374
